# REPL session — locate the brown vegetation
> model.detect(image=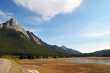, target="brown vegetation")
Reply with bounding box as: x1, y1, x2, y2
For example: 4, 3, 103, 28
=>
18, 58, 110, 73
